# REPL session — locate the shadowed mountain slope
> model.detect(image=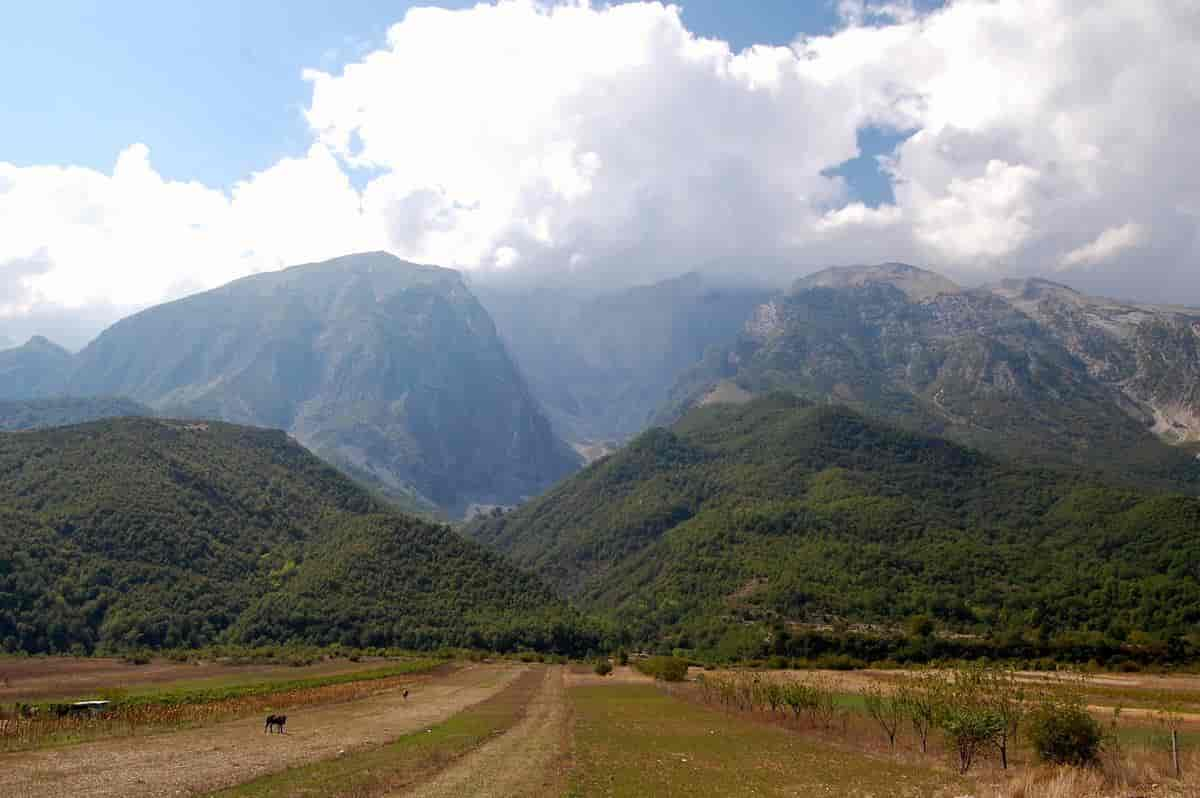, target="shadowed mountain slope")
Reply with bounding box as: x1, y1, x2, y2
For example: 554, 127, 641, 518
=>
66, 252, 579, 516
